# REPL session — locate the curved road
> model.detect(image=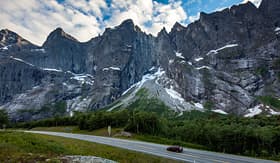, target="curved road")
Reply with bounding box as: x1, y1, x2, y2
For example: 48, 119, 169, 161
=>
25, 131, 278, 163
